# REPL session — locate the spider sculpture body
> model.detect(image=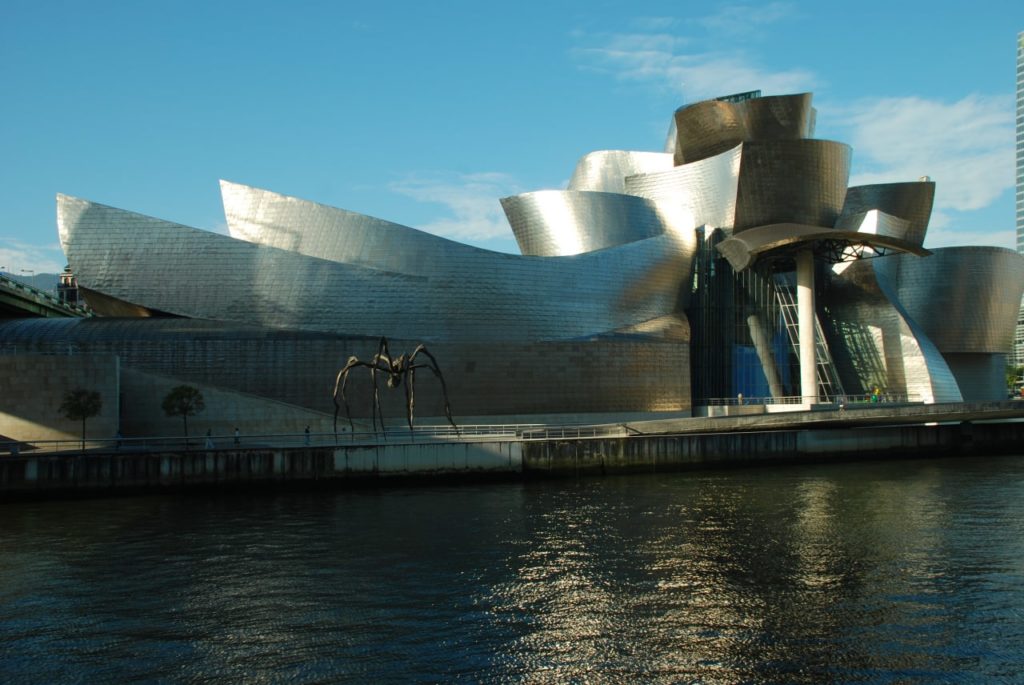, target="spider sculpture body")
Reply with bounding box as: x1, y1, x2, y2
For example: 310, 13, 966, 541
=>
332, 337, 457, 437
